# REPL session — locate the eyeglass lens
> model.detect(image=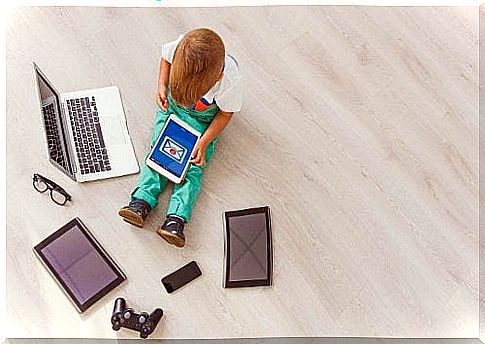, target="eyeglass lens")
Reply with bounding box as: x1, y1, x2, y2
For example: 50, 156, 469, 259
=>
50, 189, 68, 206
33, 177, 48, 193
